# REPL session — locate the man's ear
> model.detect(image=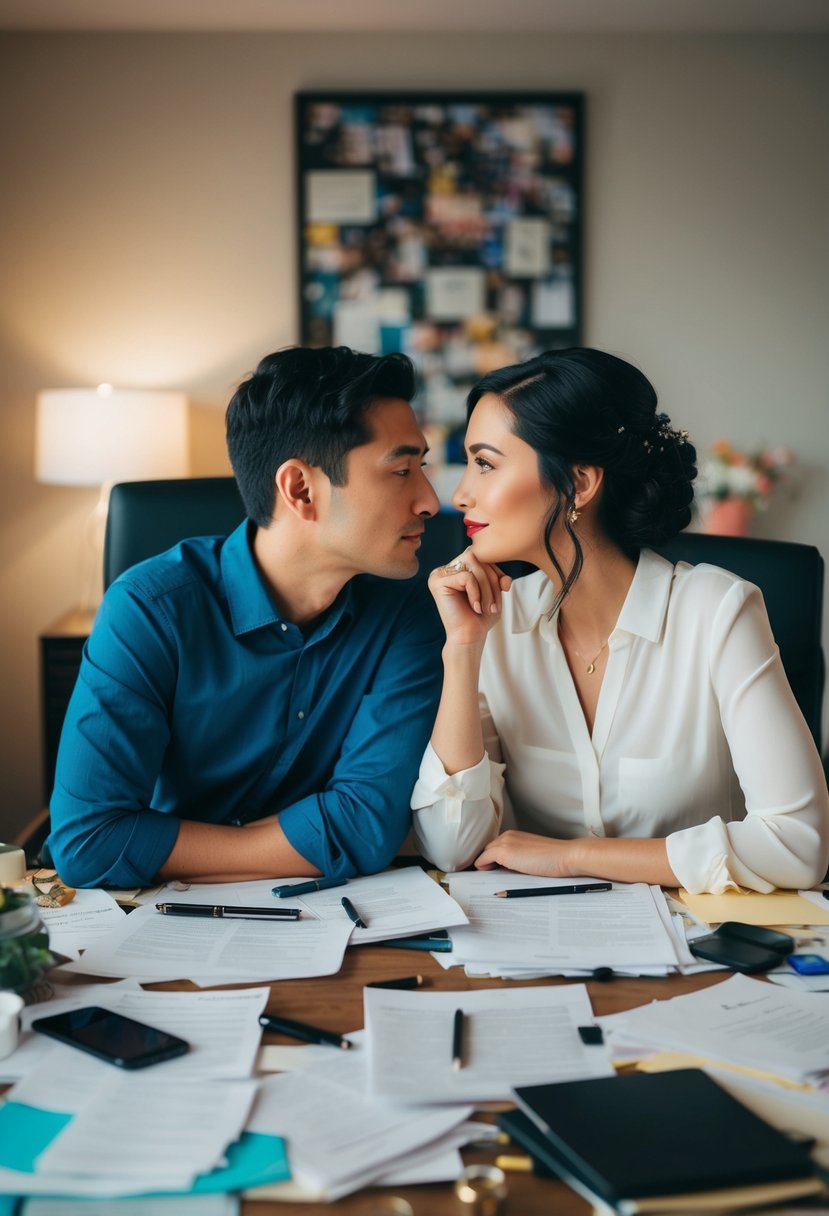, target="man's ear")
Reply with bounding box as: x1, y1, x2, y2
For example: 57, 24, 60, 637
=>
572, 464, 604, 510
274, 459, 321, 521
